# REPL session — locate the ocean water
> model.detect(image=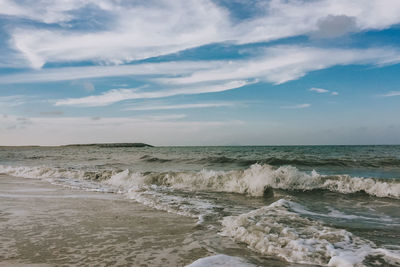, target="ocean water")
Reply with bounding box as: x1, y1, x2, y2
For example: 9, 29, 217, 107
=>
1, 145, 399, 266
